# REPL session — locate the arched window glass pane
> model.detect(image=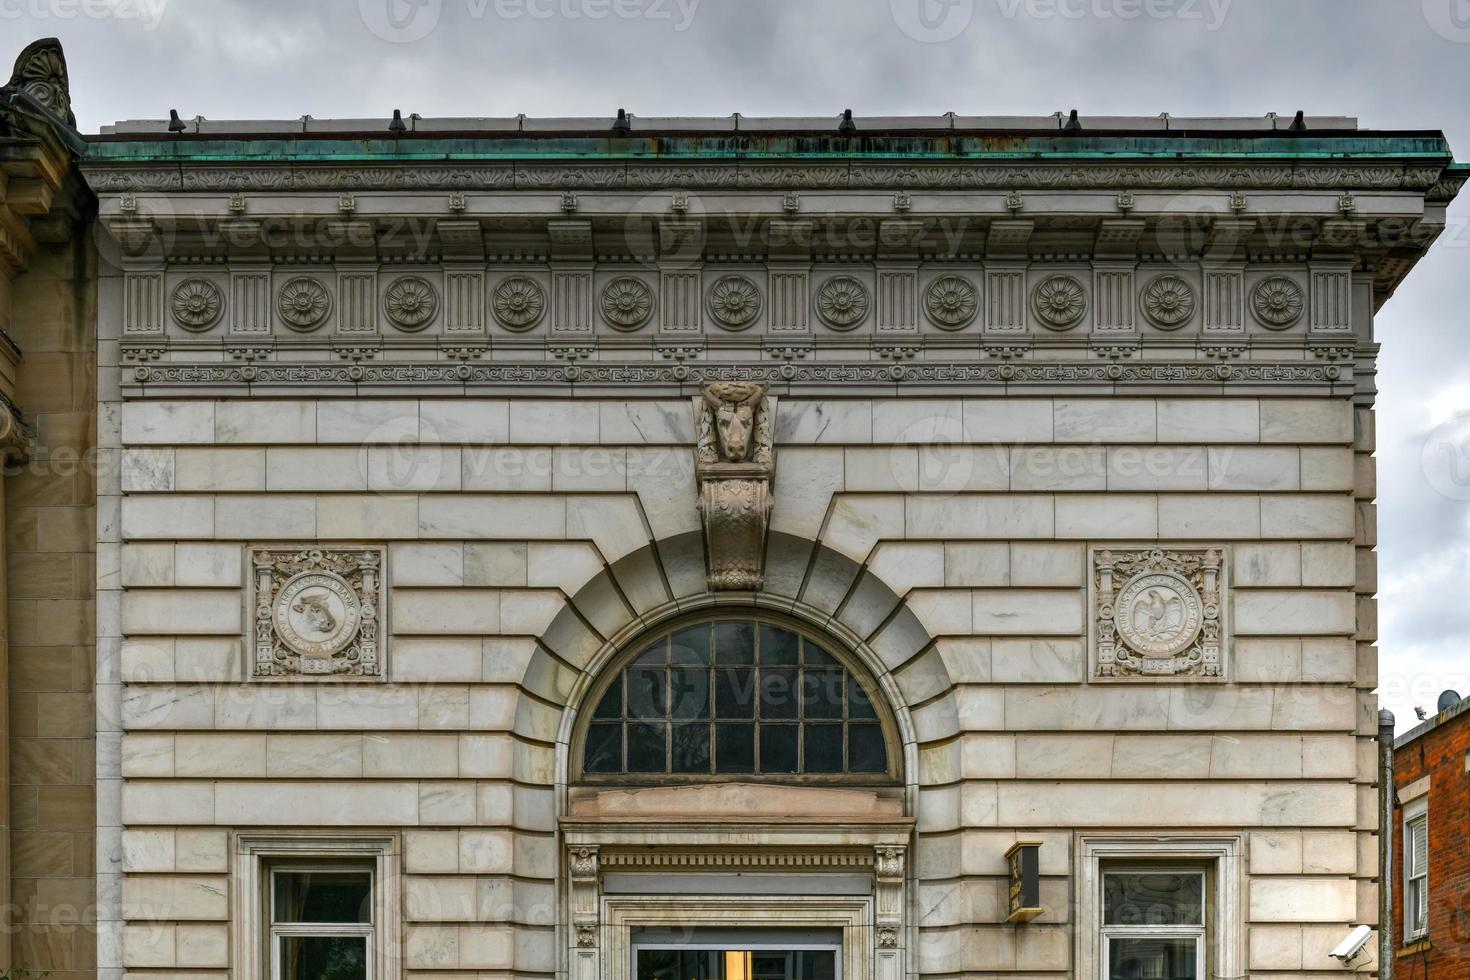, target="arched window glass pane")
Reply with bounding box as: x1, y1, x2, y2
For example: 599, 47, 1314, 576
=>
580, 618, 890, 778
